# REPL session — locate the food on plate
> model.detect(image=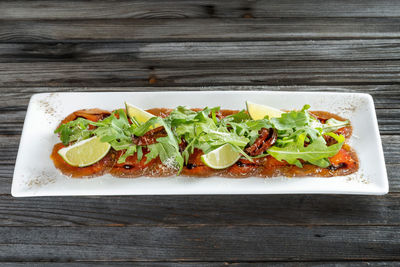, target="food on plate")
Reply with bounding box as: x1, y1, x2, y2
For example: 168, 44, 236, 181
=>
51, 101, 358, 178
